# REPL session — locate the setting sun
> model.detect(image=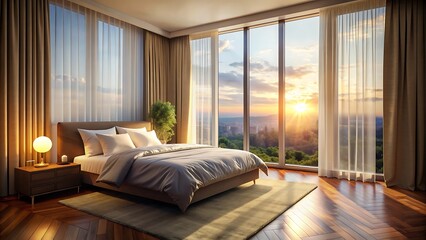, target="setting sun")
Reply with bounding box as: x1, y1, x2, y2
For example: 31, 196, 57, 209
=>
294, 102, 308, 113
